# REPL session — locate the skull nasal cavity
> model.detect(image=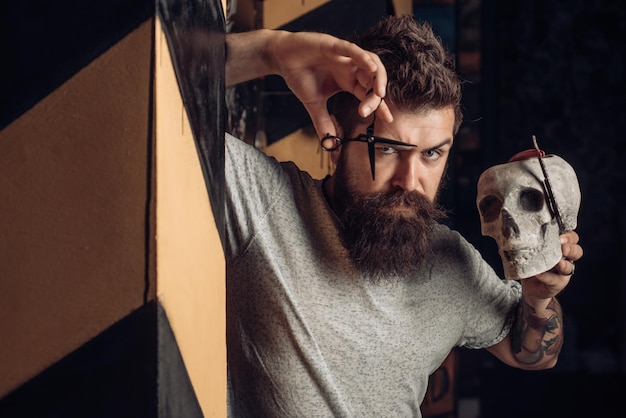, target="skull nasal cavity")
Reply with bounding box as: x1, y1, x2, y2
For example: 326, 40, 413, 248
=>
501, 209, 520, 239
